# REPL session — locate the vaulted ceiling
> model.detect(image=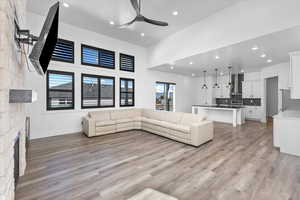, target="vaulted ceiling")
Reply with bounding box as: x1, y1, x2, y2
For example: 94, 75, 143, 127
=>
27, 0, 244, 46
